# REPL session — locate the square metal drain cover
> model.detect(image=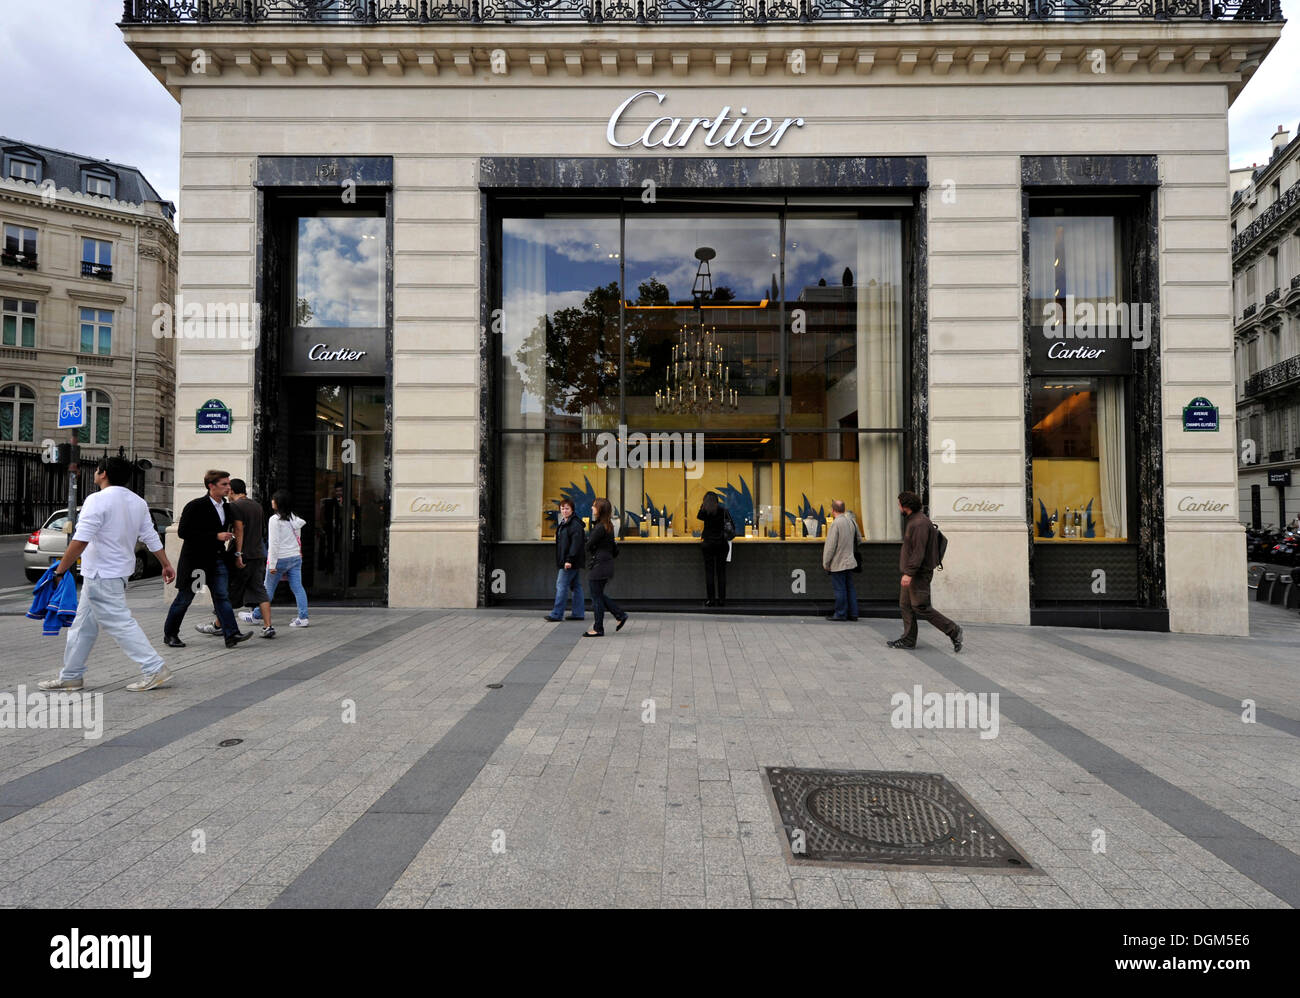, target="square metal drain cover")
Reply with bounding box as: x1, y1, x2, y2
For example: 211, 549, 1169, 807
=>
762, 767, 1033, 871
